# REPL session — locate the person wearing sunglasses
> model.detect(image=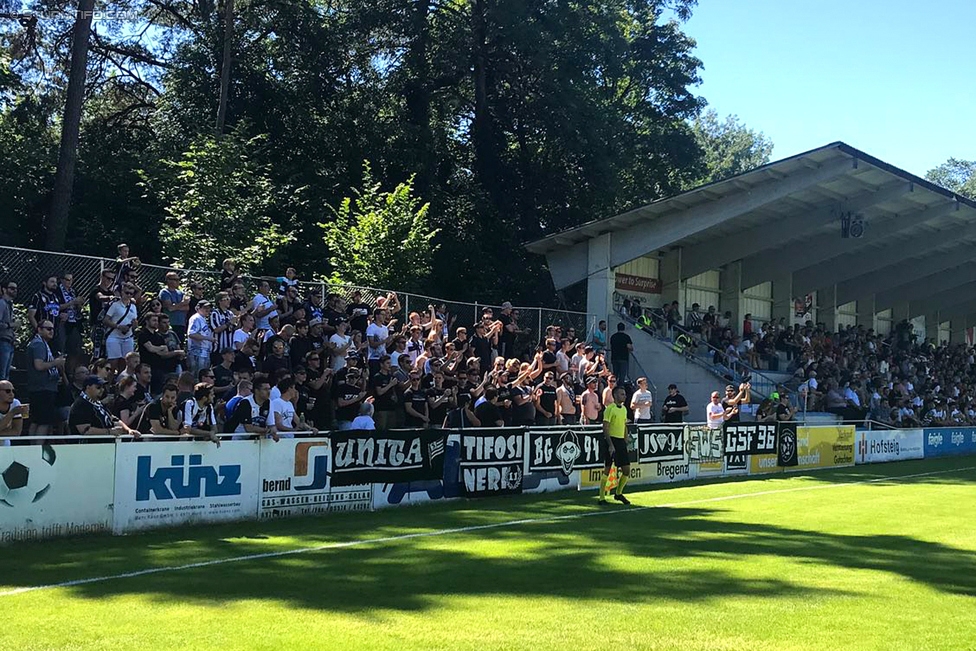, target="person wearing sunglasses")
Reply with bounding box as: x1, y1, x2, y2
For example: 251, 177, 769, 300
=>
0, 280, 17, 381
27, 320, 65, 436
0, 380, 25, 445
103, 283, 139, 373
